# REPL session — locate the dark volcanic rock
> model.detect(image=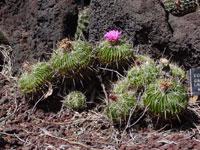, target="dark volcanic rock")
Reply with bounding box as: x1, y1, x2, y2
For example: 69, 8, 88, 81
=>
0, 0, 78, 75
167, 12, 200, 69
89, 0, 200, 70
89, 0, 172, 50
